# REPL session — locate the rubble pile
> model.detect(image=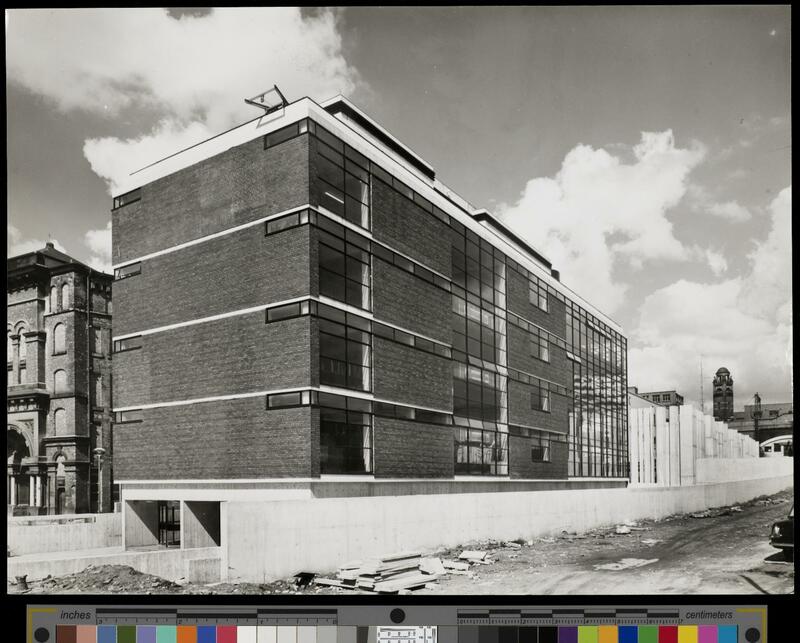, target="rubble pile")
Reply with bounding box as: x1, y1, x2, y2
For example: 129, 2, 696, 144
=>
21, 565, 181, 594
